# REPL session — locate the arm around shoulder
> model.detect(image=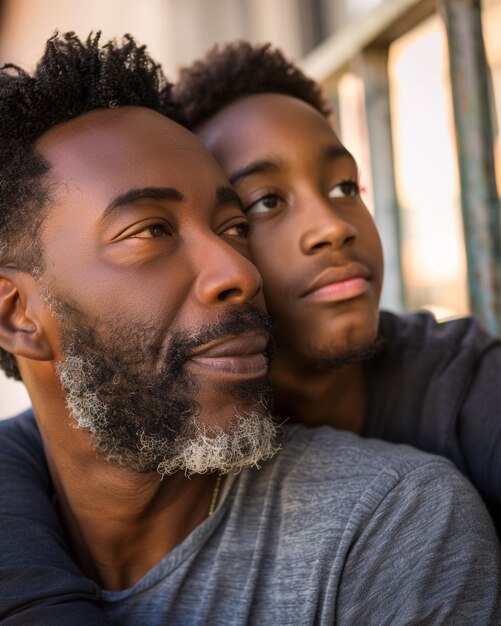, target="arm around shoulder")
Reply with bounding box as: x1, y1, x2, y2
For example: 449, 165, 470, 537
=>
459, 341, 501, 517
0, 413, 113, 624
